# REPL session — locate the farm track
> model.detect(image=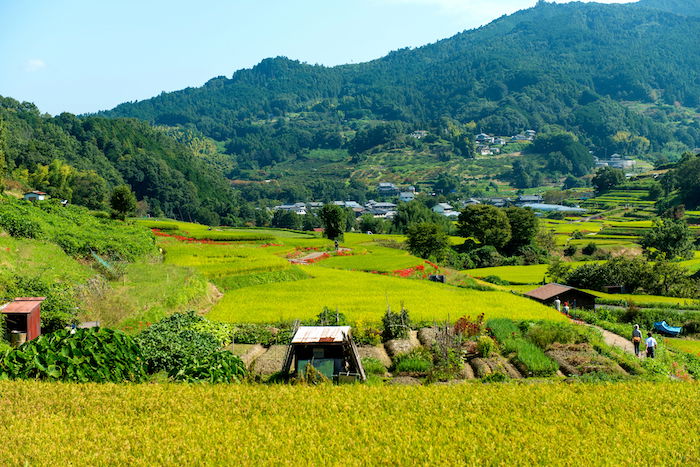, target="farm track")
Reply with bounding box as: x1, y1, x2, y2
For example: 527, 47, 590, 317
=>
289, 248, 352, 265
